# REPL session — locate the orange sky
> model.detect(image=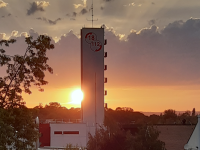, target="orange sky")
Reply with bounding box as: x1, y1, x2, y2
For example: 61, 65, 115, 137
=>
23, 85, 200, 112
